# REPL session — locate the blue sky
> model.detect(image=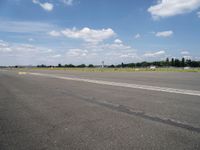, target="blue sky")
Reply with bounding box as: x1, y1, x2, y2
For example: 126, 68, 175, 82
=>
0, 0, 200, 65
